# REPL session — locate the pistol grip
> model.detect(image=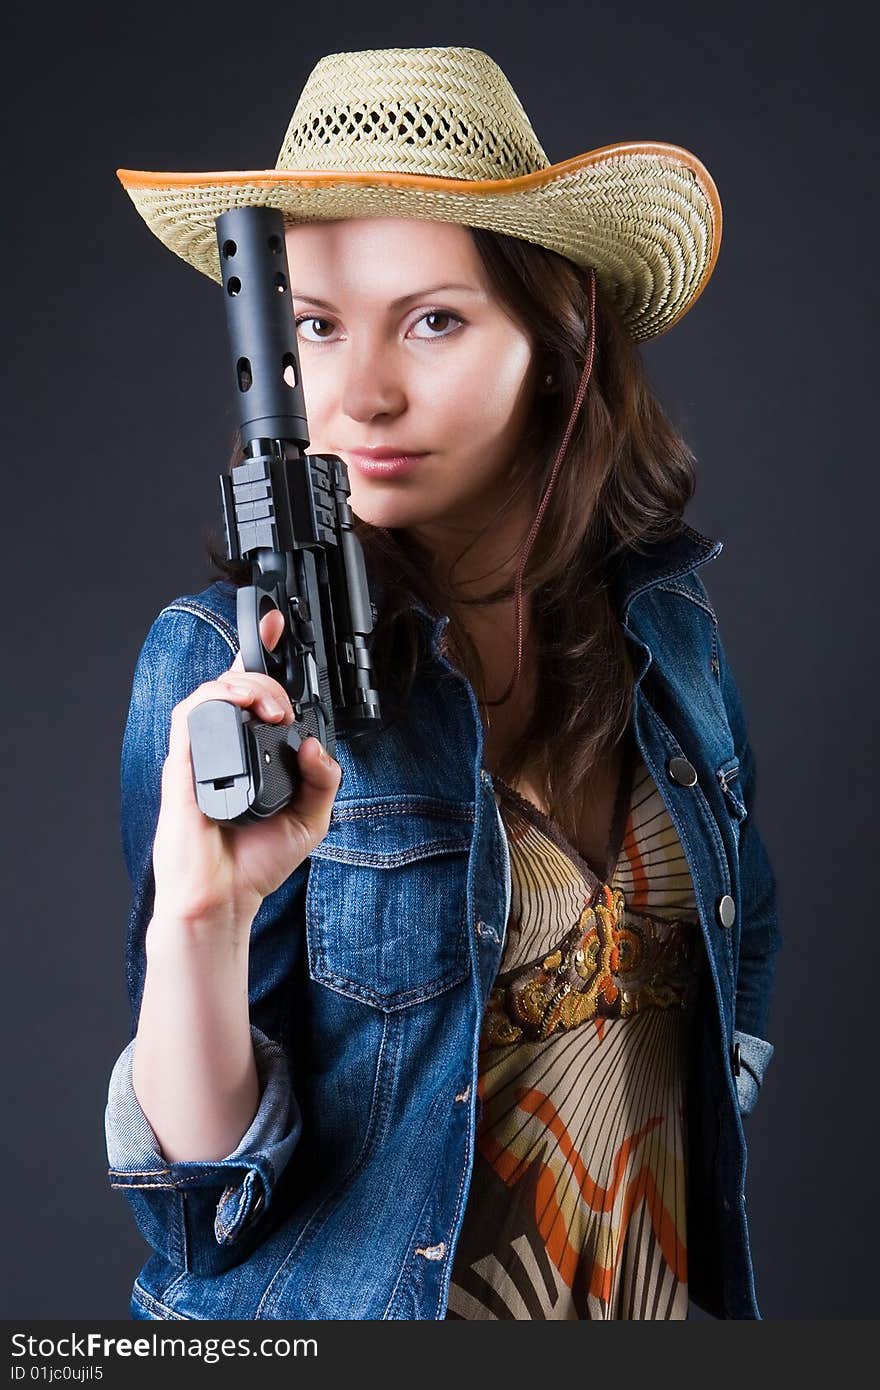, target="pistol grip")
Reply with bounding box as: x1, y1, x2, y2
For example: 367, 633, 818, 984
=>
187, 699, 303, 824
